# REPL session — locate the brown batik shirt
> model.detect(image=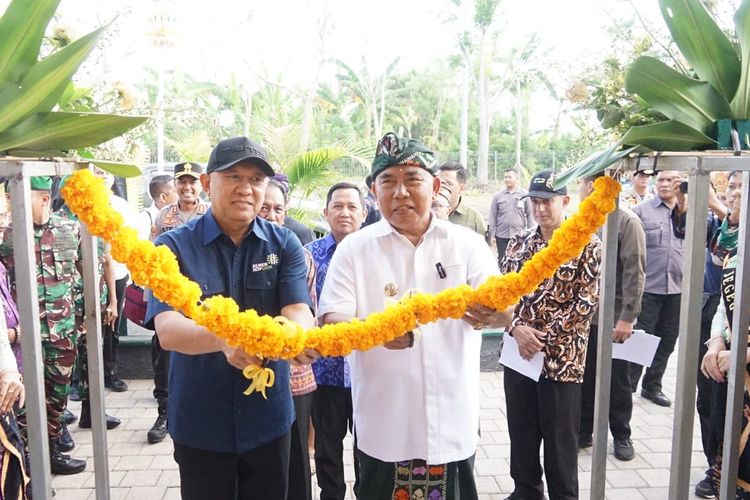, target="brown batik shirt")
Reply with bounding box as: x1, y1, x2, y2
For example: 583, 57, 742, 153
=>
501, 226, 602, 383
